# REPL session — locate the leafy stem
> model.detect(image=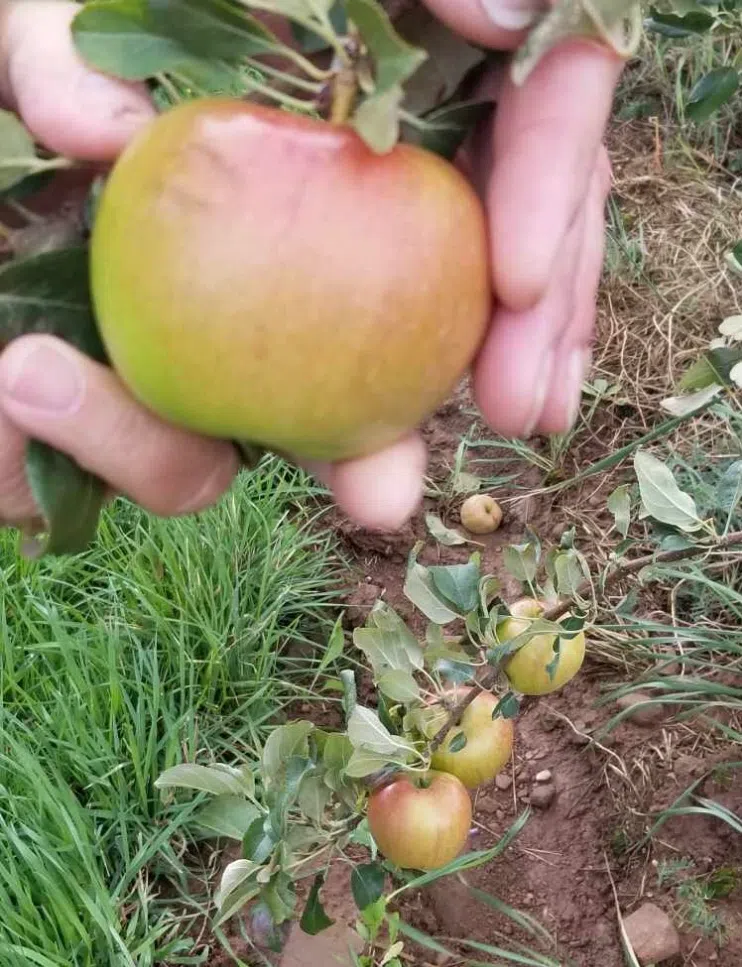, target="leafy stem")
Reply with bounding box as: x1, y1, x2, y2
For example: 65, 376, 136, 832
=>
429, 528, 742, 750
